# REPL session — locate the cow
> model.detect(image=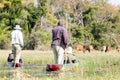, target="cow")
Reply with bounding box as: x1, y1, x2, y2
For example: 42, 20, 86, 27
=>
101, 45, 110, 53
75, 44, 94, 53
84, 45, 94, 53
105, 45, 110, 52
101, 46, 106, 52
116, 46, 120, 52
75, 44, 85, 53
